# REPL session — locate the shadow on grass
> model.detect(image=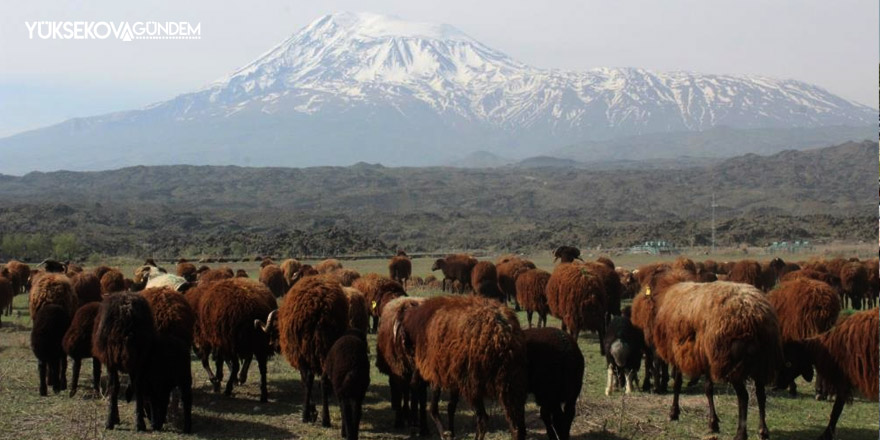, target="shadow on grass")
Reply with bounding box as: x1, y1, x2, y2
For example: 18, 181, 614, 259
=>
193, 413, 294, 438
570, 432, 633, 440
772, 426, 877, 440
